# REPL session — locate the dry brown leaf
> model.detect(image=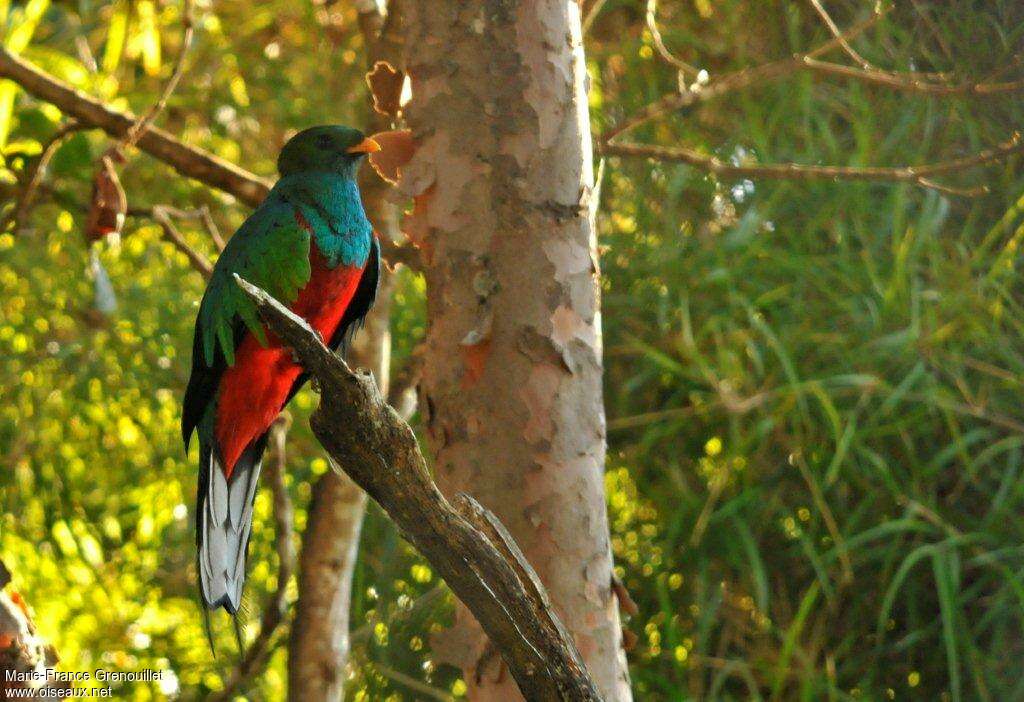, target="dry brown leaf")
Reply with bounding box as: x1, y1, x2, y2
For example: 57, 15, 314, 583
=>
365, 60, 405, 119
85, 152, 127, 243
368, 129, 415, 185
